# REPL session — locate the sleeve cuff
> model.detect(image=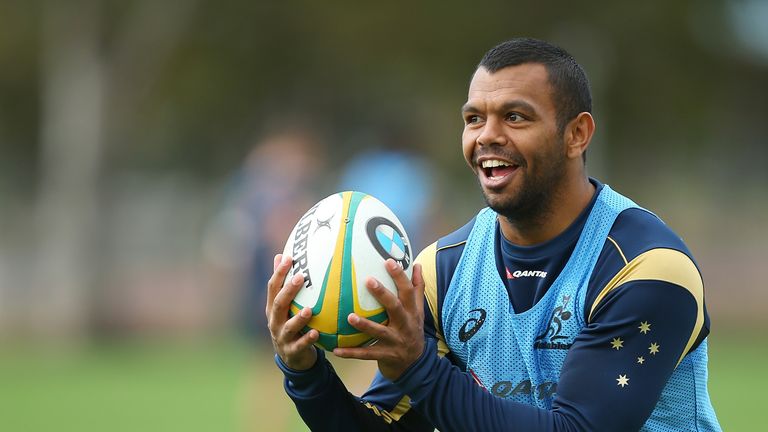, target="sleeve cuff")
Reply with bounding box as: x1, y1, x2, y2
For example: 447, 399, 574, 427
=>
275, 347, 332, 397
392, 337, 439, 401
